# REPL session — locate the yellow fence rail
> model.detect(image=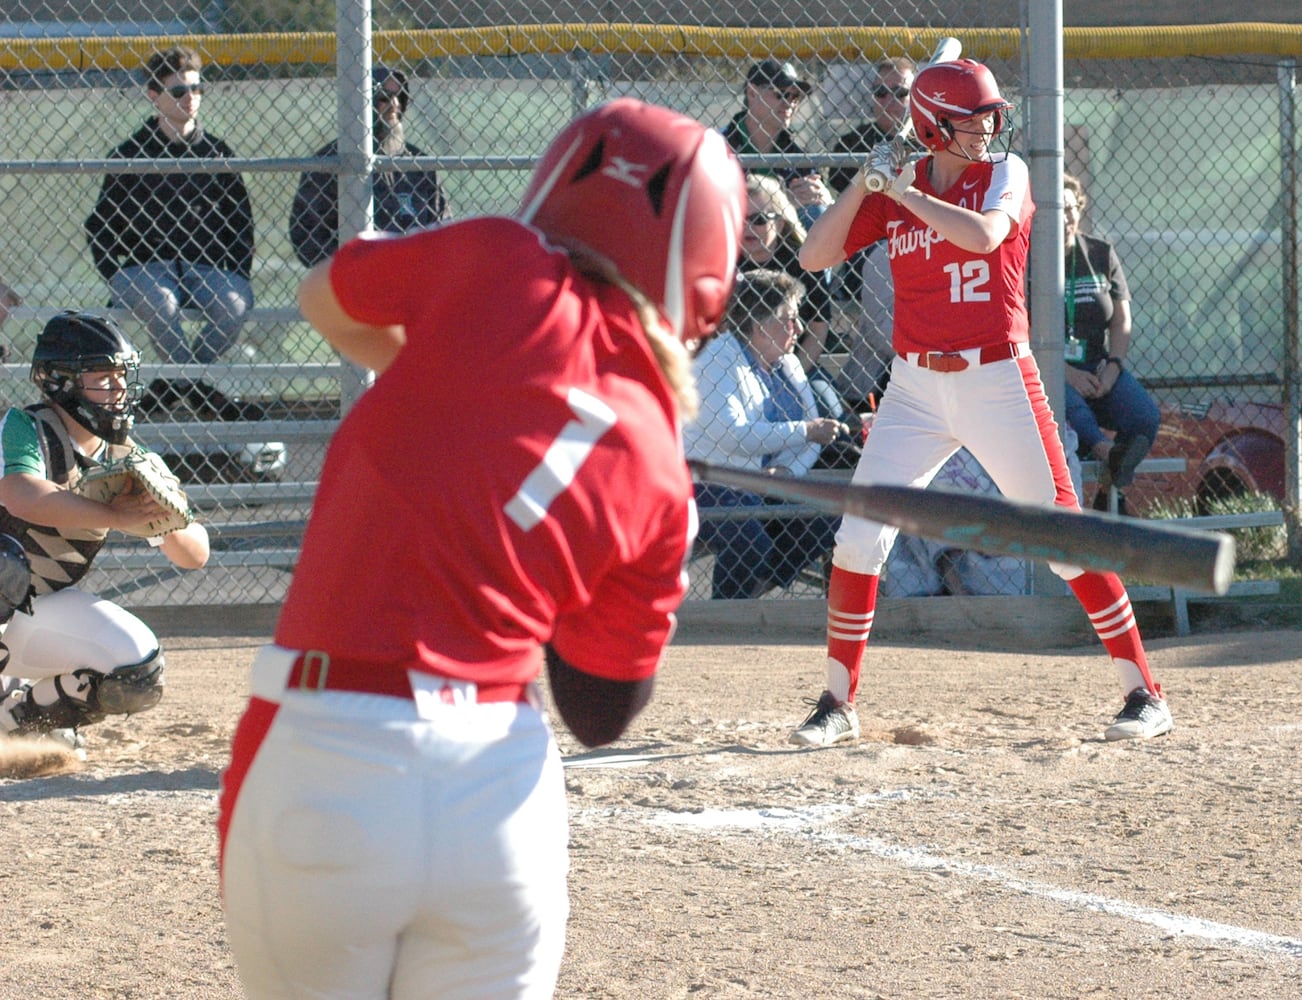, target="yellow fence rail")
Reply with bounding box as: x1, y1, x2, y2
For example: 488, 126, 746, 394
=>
2, 22, 1301, 74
